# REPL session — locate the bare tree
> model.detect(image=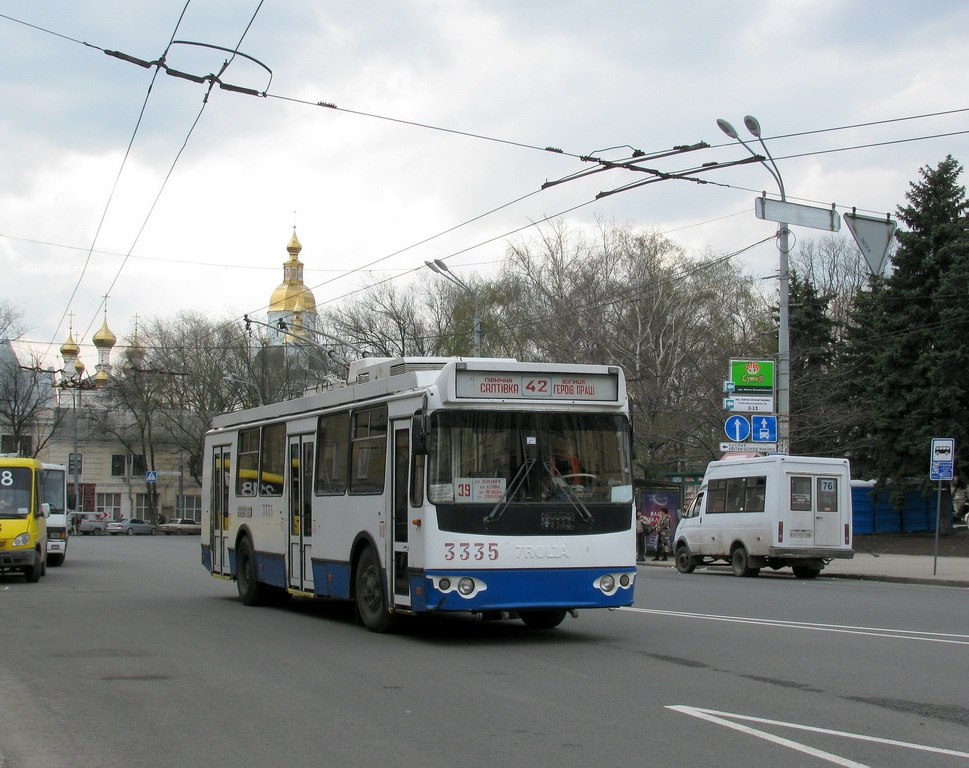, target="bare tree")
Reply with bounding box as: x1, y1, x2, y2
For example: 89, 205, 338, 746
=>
142, 312, 254, 485
493, 219, 773, 477
0, 300, 25, 342
791, 235, 873, 339
324, 280, 442, 357
0, 342, 64, 456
